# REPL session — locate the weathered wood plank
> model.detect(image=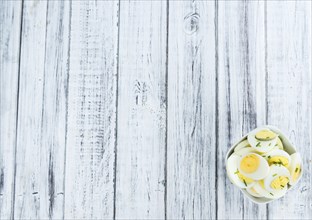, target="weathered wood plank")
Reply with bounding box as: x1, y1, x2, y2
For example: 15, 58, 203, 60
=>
0, 1, 22, 219
13, 1, 70, 219
266, 1, 312, 219
115, 1, 167, 219
217, 1, 267, 219
64, 1, 119, 219
166, 1, 217, 219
